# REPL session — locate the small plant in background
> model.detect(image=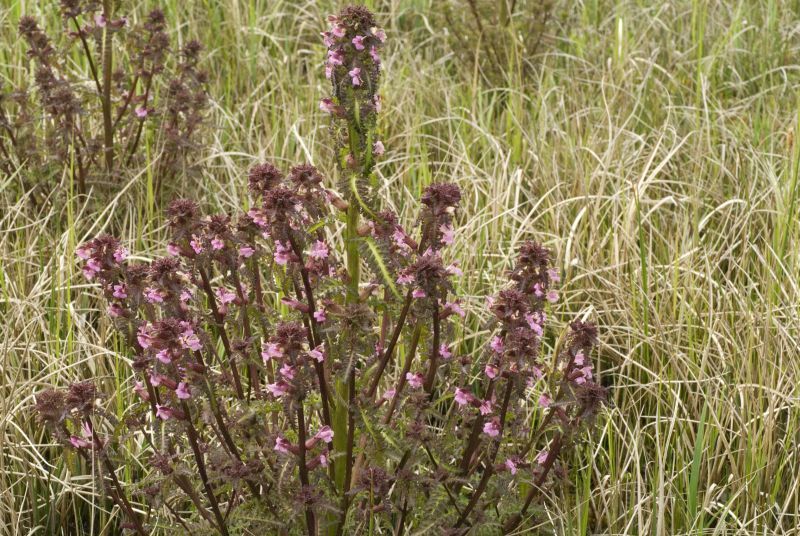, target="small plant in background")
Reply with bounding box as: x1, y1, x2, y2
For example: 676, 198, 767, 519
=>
2, 1, 208, 202
37, 6, 608, 534
441, 0, 554, 87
